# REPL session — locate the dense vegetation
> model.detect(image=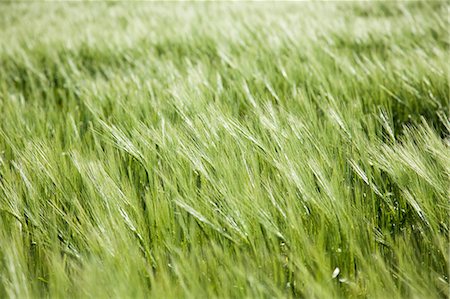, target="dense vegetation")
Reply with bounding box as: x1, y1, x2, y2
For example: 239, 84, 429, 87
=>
0, 2, 448, 298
